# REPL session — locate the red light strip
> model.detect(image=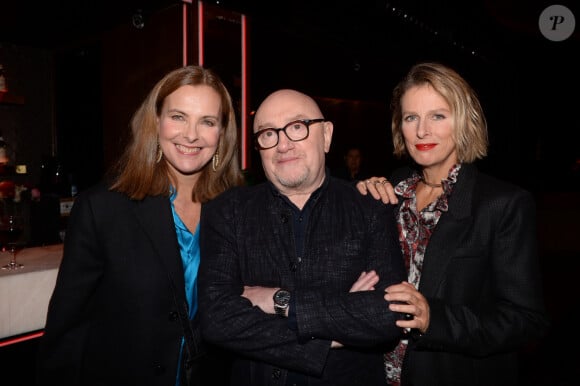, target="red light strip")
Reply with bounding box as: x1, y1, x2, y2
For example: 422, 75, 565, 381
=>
181, 1, 247, 168
0, 330, 44, 347
197, 1, 204, 66
241, 14, 248, 169
182, 2, 189, 66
